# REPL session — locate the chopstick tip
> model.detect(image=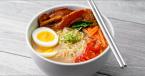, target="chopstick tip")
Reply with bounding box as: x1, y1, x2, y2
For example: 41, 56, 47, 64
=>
124, 64, 127, 67
120, 65, 127, 69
